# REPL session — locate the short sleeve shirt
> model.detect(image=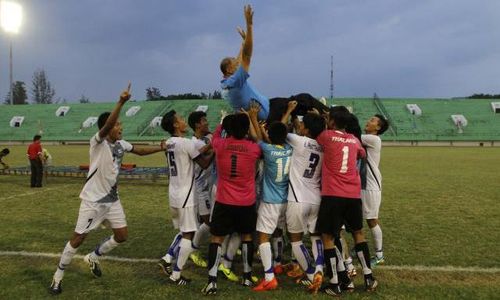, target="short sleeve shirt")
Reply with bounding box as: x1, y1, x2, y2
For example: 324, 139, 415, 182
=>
259, 142, 292, 204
